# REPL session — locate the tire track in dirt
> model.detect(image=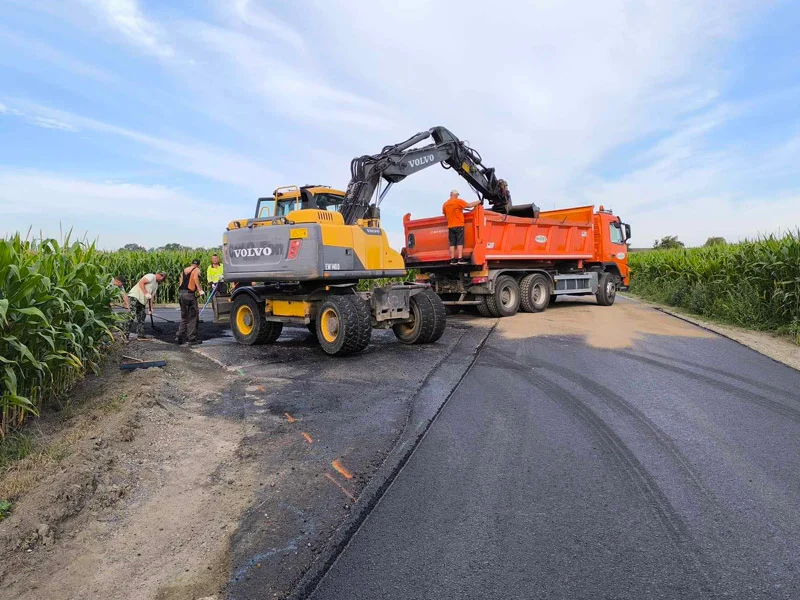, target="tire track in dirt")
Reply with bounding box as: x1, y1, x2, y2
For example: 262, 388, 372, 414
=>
616, 350, 800, 423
